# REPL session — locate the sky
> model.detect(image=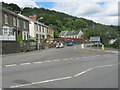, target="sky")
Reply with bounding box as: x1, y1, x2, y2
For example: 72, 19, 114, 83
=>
0, 0, 119, 25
